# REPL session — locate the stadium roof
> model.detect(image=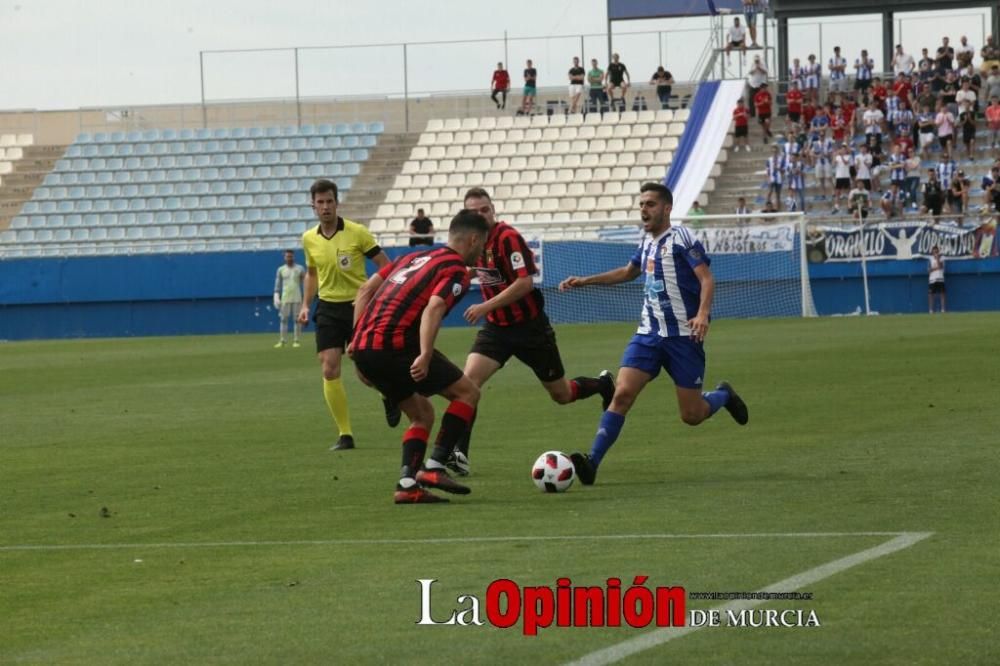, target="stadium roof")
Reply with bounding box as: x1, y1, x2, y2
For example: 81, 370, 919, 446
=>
770, 0, 998, 20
